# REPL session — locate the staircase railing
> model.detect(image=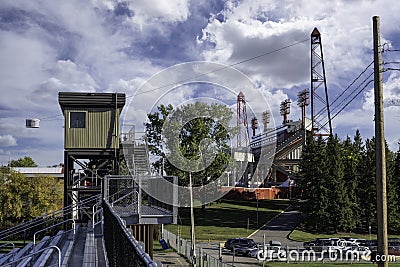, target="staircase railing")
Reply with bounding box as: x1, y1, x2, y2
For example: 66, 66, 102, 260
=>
0, 195, 100, 242
103, 200, 157, 267
3, 245, 61, 267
